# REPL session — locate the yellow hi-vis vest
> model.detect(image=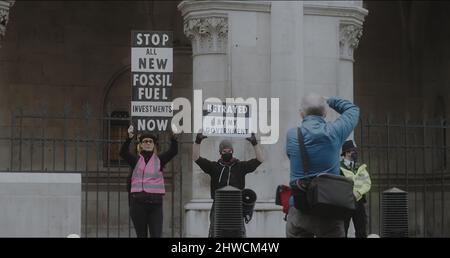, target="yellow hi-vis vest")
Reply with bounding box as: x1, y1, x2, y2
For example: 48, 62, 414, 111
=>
340, 163, 371, 202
